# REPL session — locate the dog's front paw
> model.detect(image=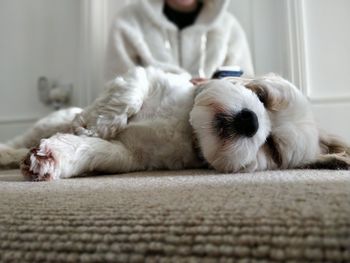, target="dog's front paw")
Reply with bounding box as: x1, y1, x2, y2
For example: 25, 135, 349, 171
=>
72, 112, 126, 139
96, 114, 127, 139
21, 146, 58, 182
